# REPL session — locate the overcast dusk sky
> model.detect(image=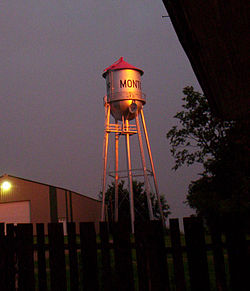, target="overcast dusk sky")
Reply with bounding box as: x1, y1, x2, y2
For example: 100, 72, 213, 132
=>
0, 1, 202, 219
